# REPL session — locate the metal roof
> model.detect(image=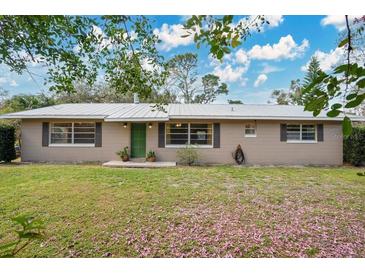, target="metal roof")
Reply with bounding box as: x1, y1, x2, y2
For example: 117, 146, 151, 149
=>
0, 103, 364, 121
0, 103, 169, 121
